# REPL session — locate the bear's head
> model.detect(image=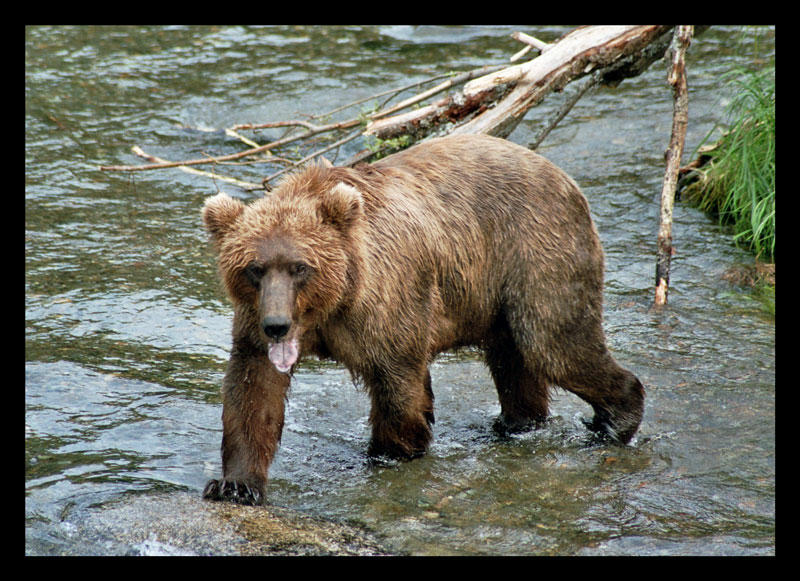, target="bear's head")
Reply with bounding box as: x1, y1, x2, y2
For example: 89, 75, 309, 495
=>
202, 169, 364, 373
